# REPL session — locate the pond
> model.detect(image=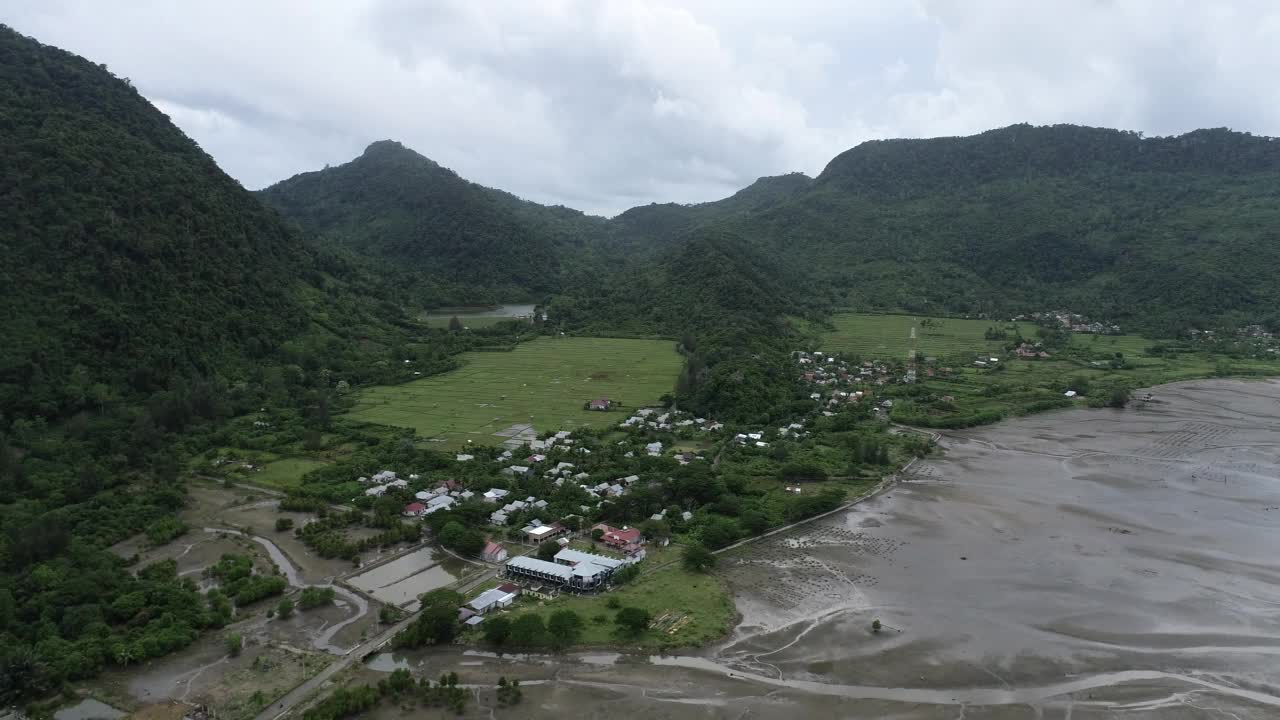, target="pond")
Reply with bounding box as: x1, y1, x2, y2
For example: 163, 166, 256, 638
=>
346, 546, 465, 608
